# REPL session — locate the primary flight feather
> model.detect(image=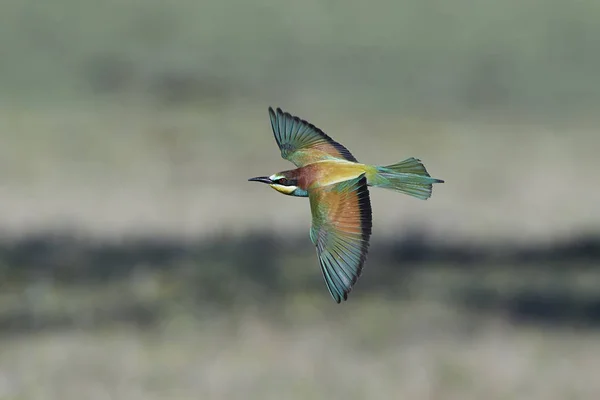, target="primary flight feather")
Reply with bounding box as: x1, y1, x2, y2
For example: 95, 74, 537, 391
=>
249, 107, 444, 303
